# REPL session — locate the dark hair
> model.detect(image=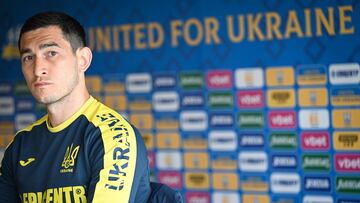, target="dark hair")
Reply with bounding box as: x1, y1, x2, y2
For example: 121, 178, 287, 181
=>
18, 11, 86, 52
